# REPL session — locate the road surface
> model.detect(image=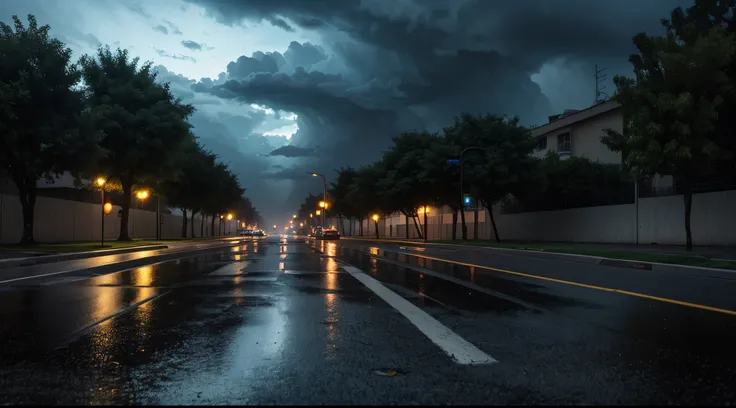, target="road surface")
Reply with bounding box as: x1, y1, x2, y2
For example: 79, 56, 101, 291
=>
0, 235, 733, 404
